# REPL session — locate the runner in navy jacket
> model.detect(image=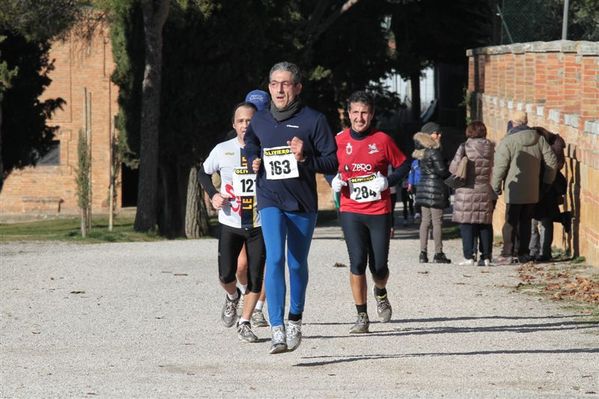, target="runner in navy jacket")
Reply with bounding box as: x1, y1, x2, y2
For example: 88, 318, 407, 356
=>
244, 61, 337, 354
